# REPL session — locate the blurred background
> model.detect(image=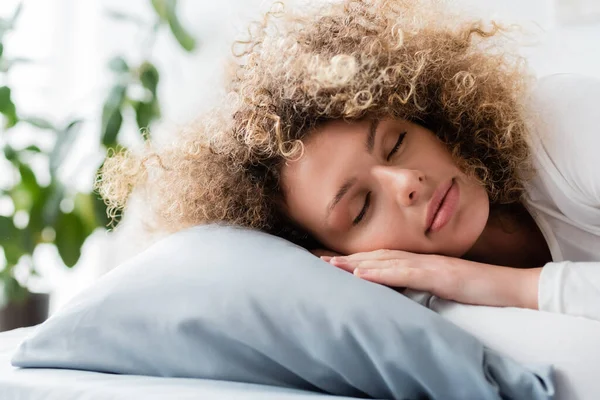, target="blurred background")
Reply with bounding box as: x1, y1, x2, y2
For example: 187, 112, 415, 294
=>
0, 0, 599, 331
